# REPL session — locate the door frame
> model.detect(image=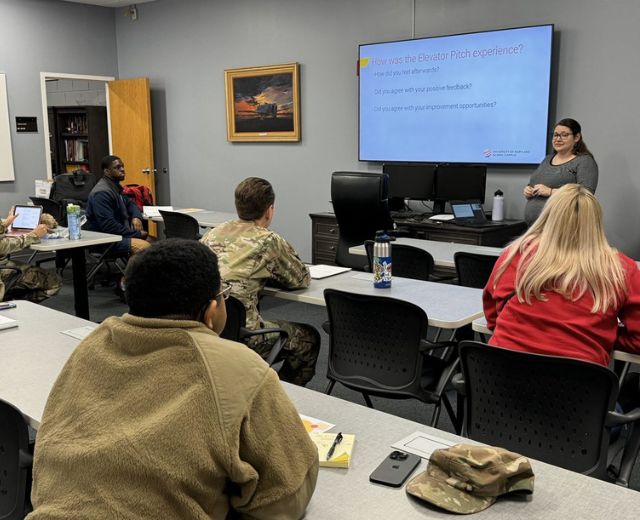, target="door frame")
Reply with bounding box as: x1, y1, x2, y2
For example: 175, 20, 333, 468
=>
40, 72, 115, 180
